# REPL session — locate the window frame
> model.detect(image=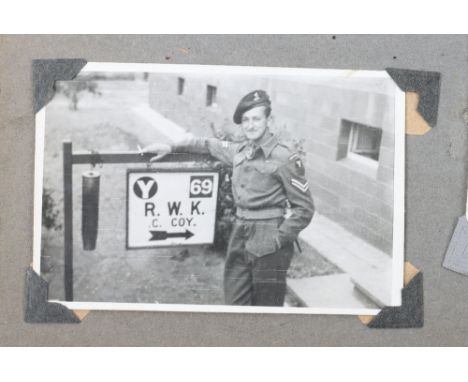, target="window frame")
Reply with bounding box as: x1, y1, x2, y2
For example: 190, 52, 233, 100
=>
348, 122, 382, 160
346, 122, 381, 170
336, 120, 383, 177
